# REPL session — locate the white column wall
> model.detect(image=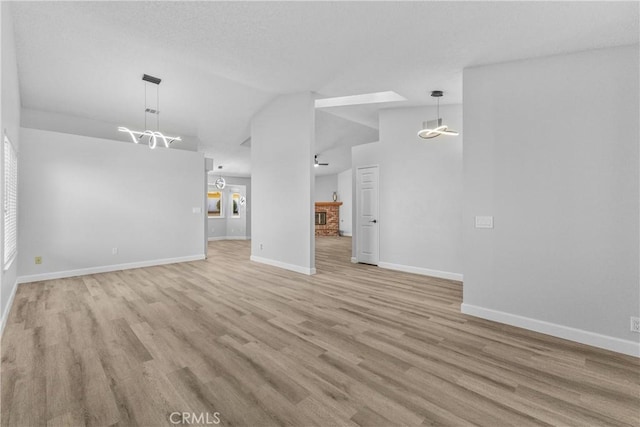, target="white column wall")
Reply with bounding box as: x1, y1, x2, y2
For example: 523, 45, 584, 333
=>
250, 92, 315, 275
